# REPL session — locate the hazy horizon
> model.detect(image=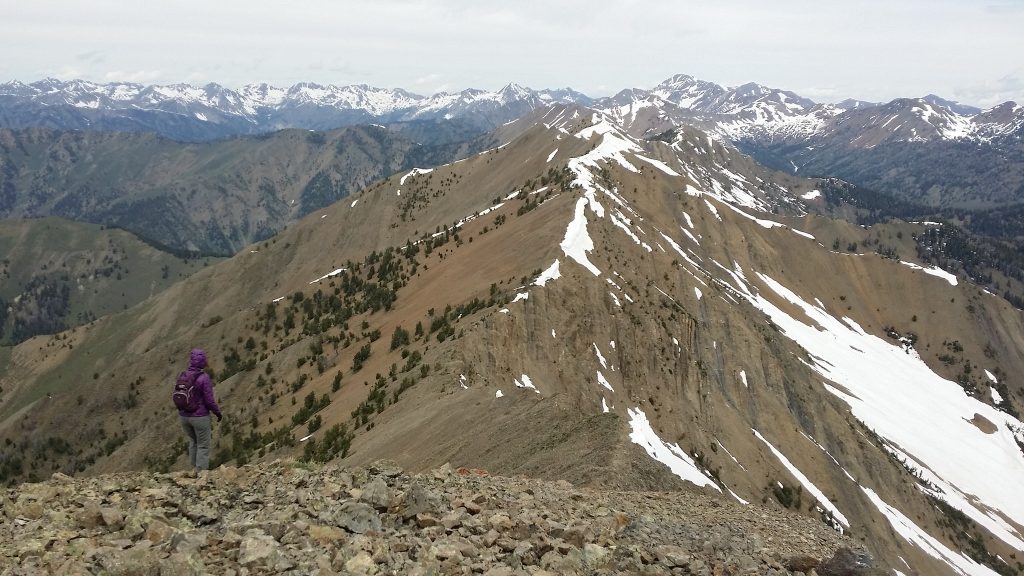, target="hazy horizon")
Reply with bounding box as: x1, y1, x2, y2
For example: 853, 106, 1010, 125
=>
2, 0, 1022, 107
